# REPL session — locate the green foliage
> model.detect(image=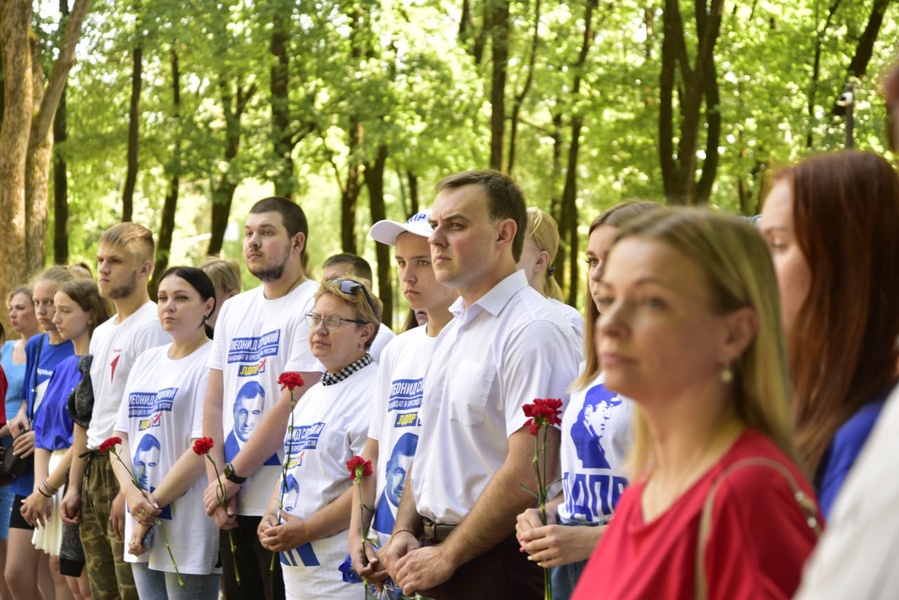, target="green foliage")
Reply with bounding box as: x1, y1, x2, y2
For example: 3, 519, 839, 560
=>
40, 0, 899, 301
